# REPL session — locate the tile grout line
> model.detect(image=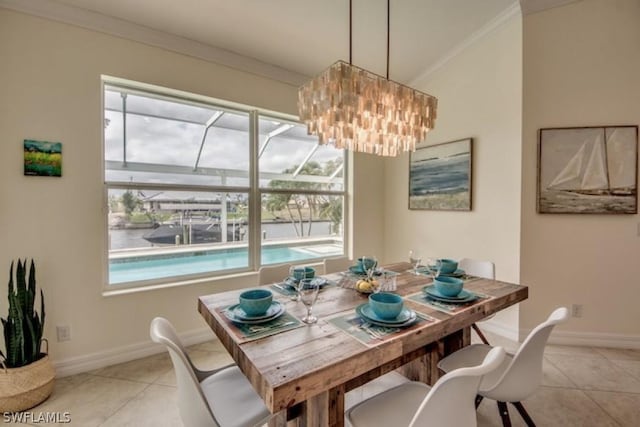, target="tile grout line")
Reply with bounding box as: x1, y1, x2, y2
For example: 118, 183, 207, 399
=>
543, 355, 581, 389
95, 382, 155, 427
580, 388, 625, 427
609, 359, 640, 384
545, 355, 640, 394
